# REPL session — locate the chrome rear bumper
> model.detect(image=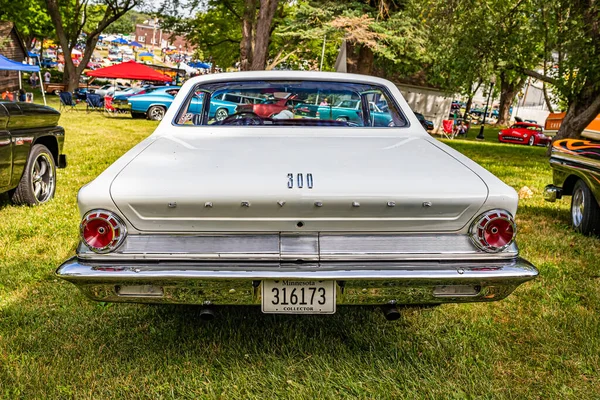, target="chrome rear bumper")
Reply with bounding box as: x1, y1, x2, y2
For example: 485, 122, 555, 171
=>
56, 257, 538, 306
